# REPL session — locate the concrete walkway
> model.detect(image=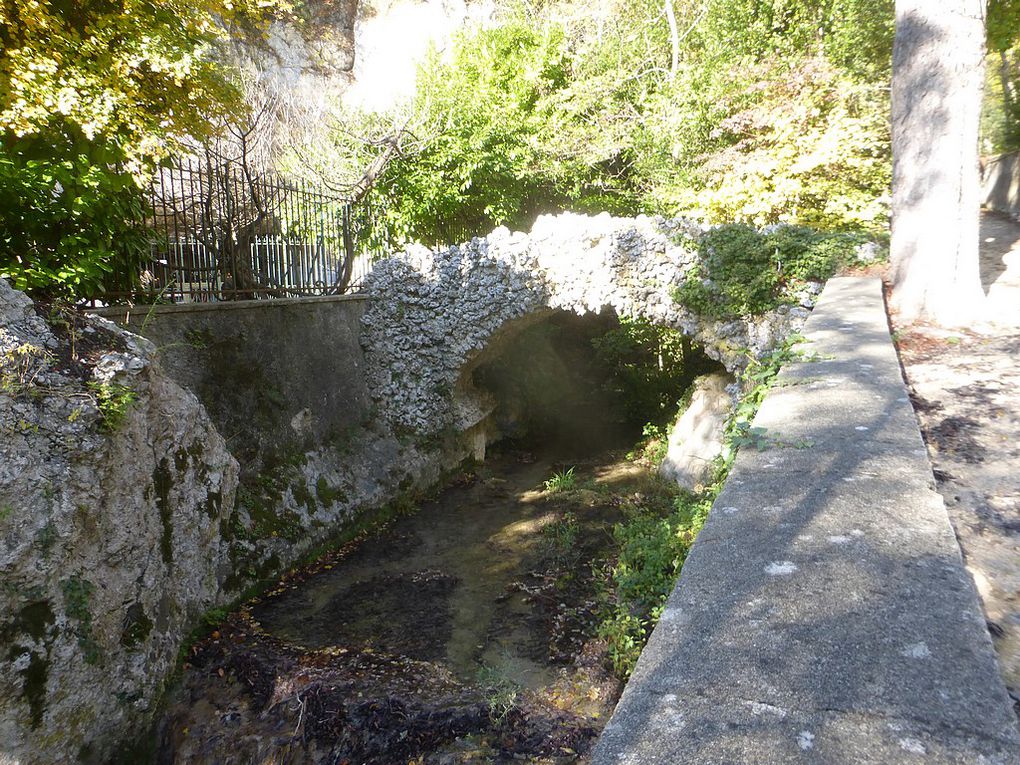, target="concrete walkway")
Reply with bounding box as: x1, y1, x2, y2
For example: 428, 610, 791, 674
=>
592, 278, 1020, 763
